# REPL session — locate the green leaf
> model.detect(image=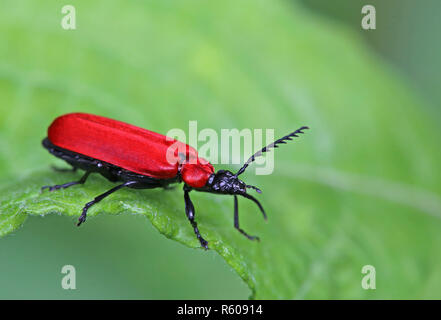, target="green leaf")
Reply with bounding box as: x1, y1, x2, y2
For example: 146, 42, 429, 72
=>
1, 0, 441, 299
